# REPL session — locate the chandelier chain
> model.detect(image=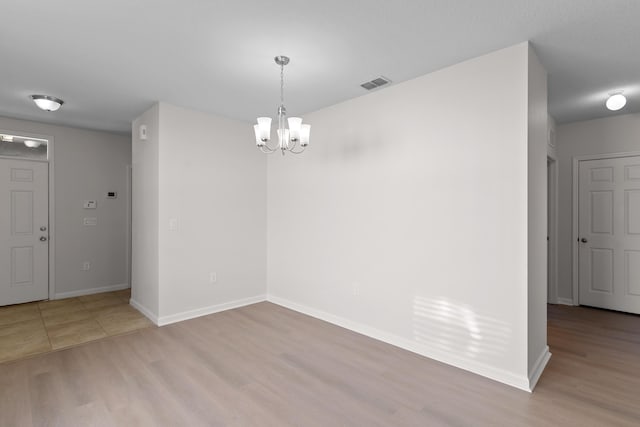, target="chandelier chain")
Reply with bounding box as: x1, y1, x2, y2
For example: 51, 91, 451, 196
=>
280, 63, 285, 106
